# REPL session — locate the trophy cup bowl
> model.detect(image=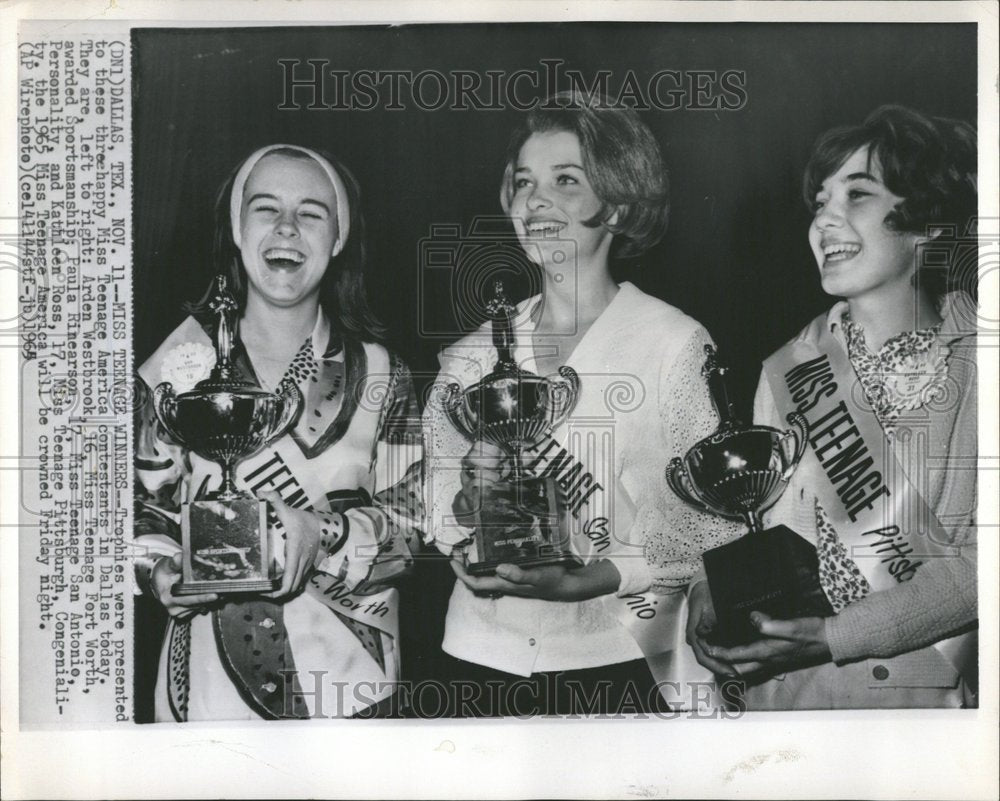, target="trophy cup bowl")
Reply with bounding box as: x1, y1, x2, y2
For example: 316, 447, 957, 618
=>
443, 365, 581, 575
446, 368, 579, 458
668, 404, 833, 645
153, 376, 302, 594
154, 378, 302, 498
666, 416, 807, 533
